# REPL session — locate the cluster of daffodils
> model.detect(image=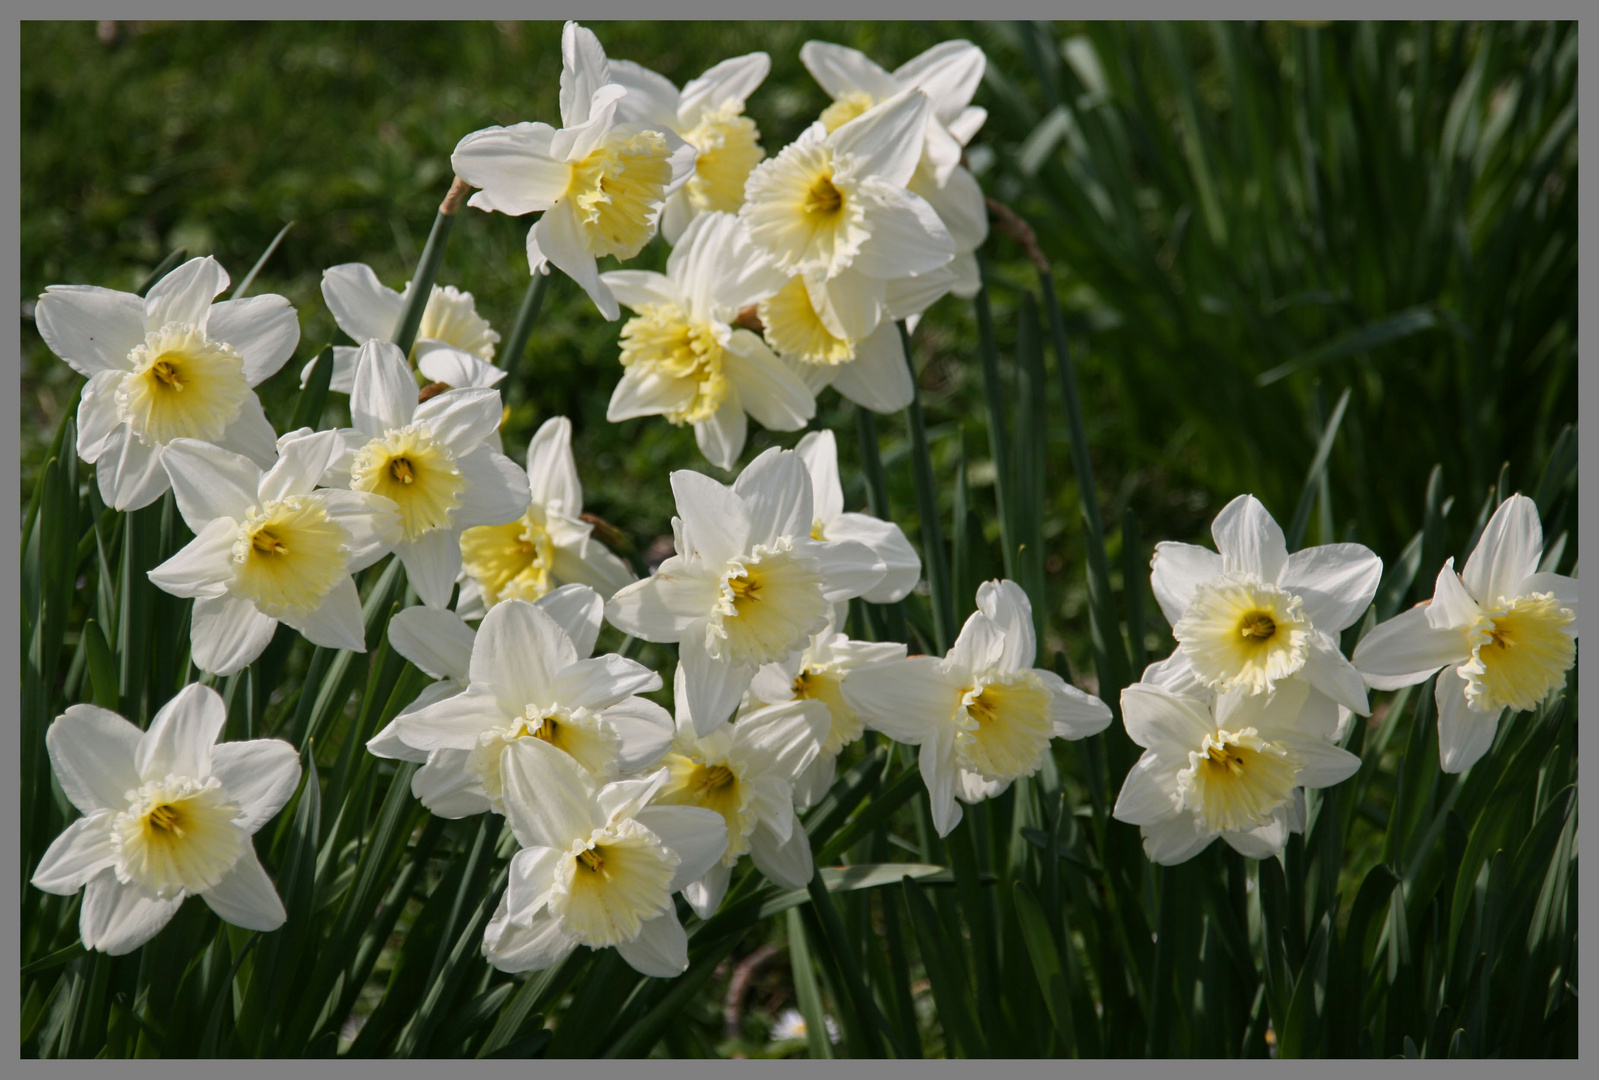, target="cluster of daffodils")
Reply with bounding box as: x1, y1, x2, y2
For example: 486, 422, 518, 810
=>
31, 21, 1576, 988
453, 21, 987, 467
